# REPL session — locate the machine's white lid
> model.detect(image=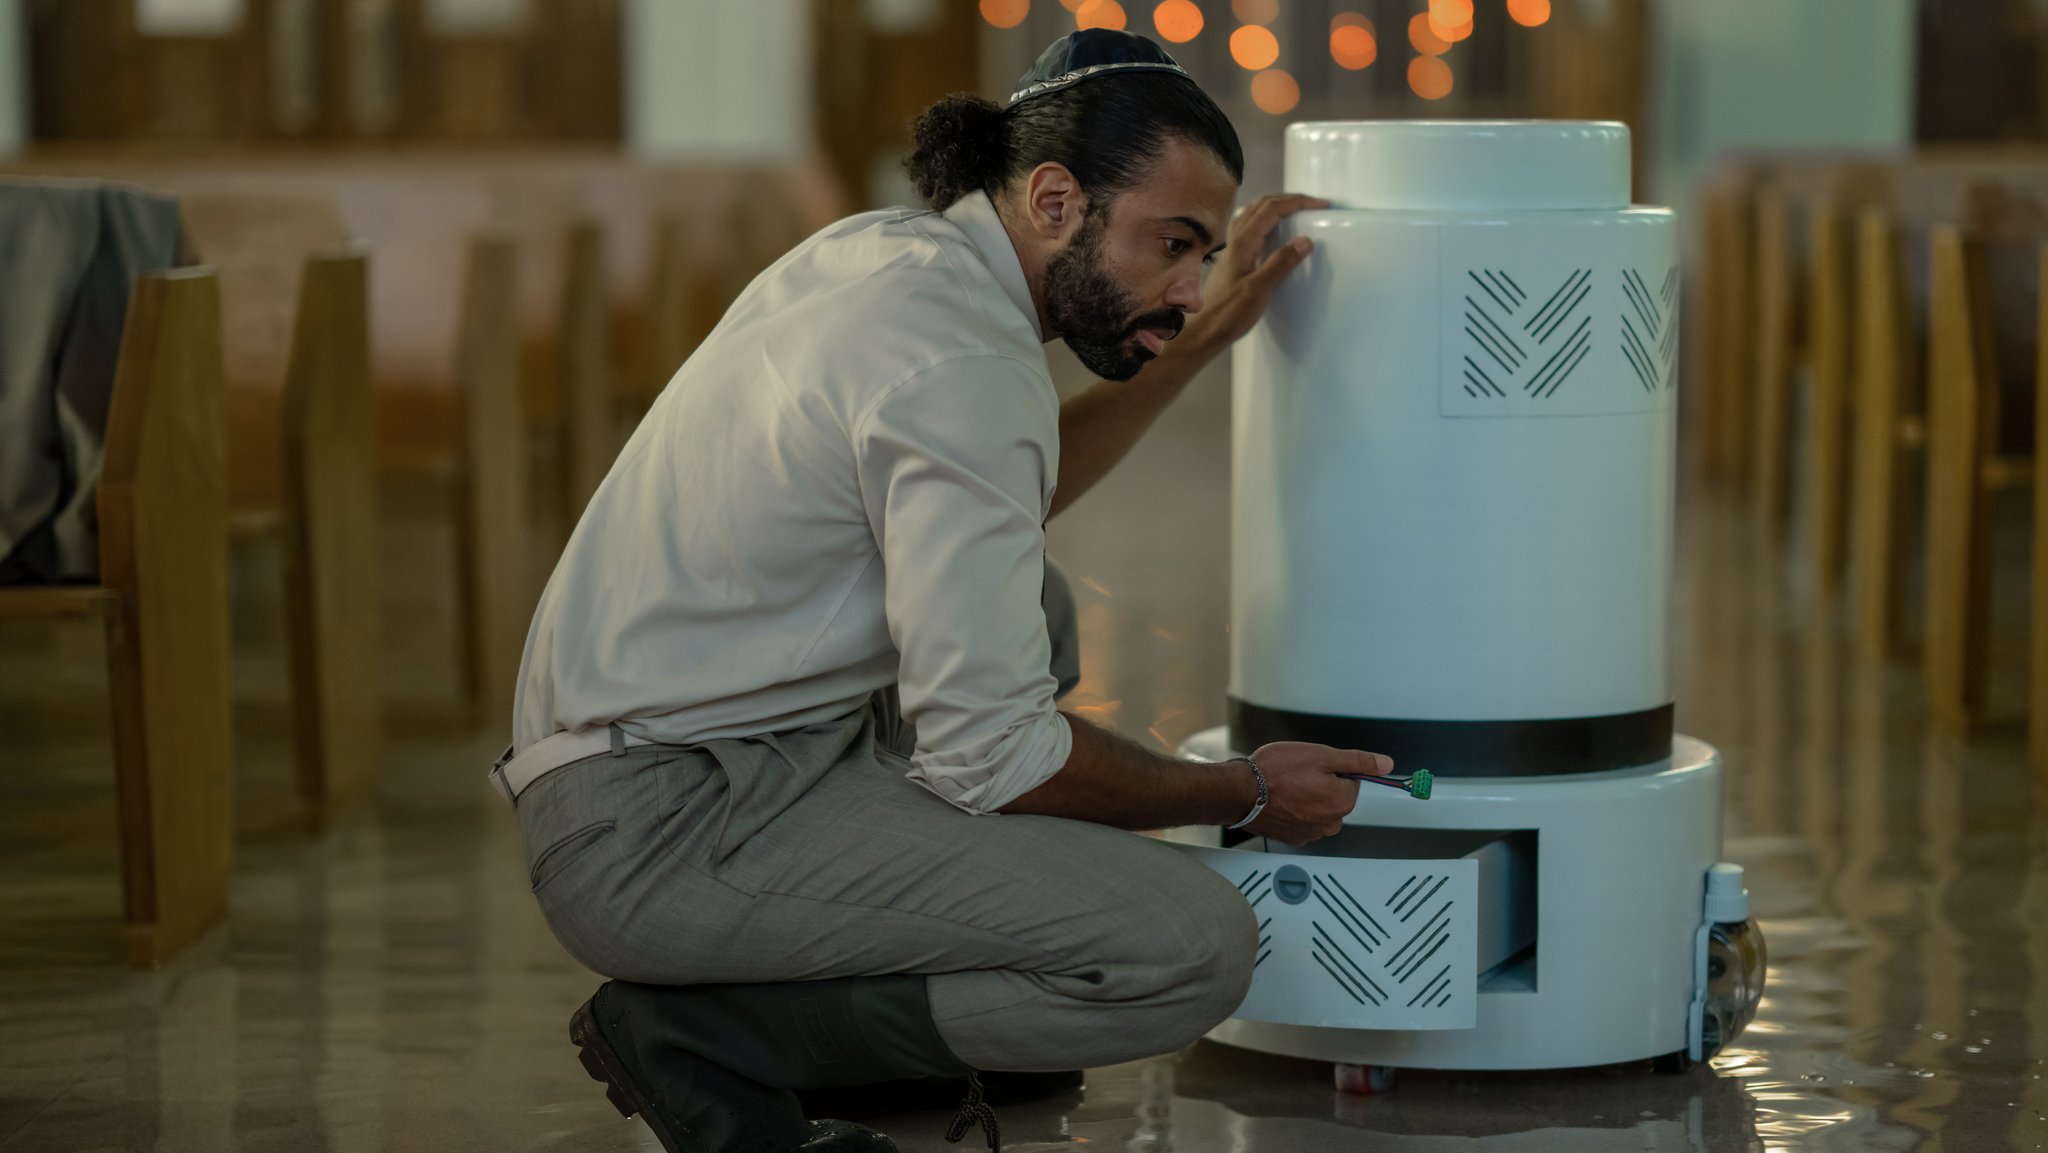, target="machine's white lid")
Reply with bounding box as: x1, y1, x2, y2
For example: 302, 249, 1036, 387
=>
1284, 120, 1631, 211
